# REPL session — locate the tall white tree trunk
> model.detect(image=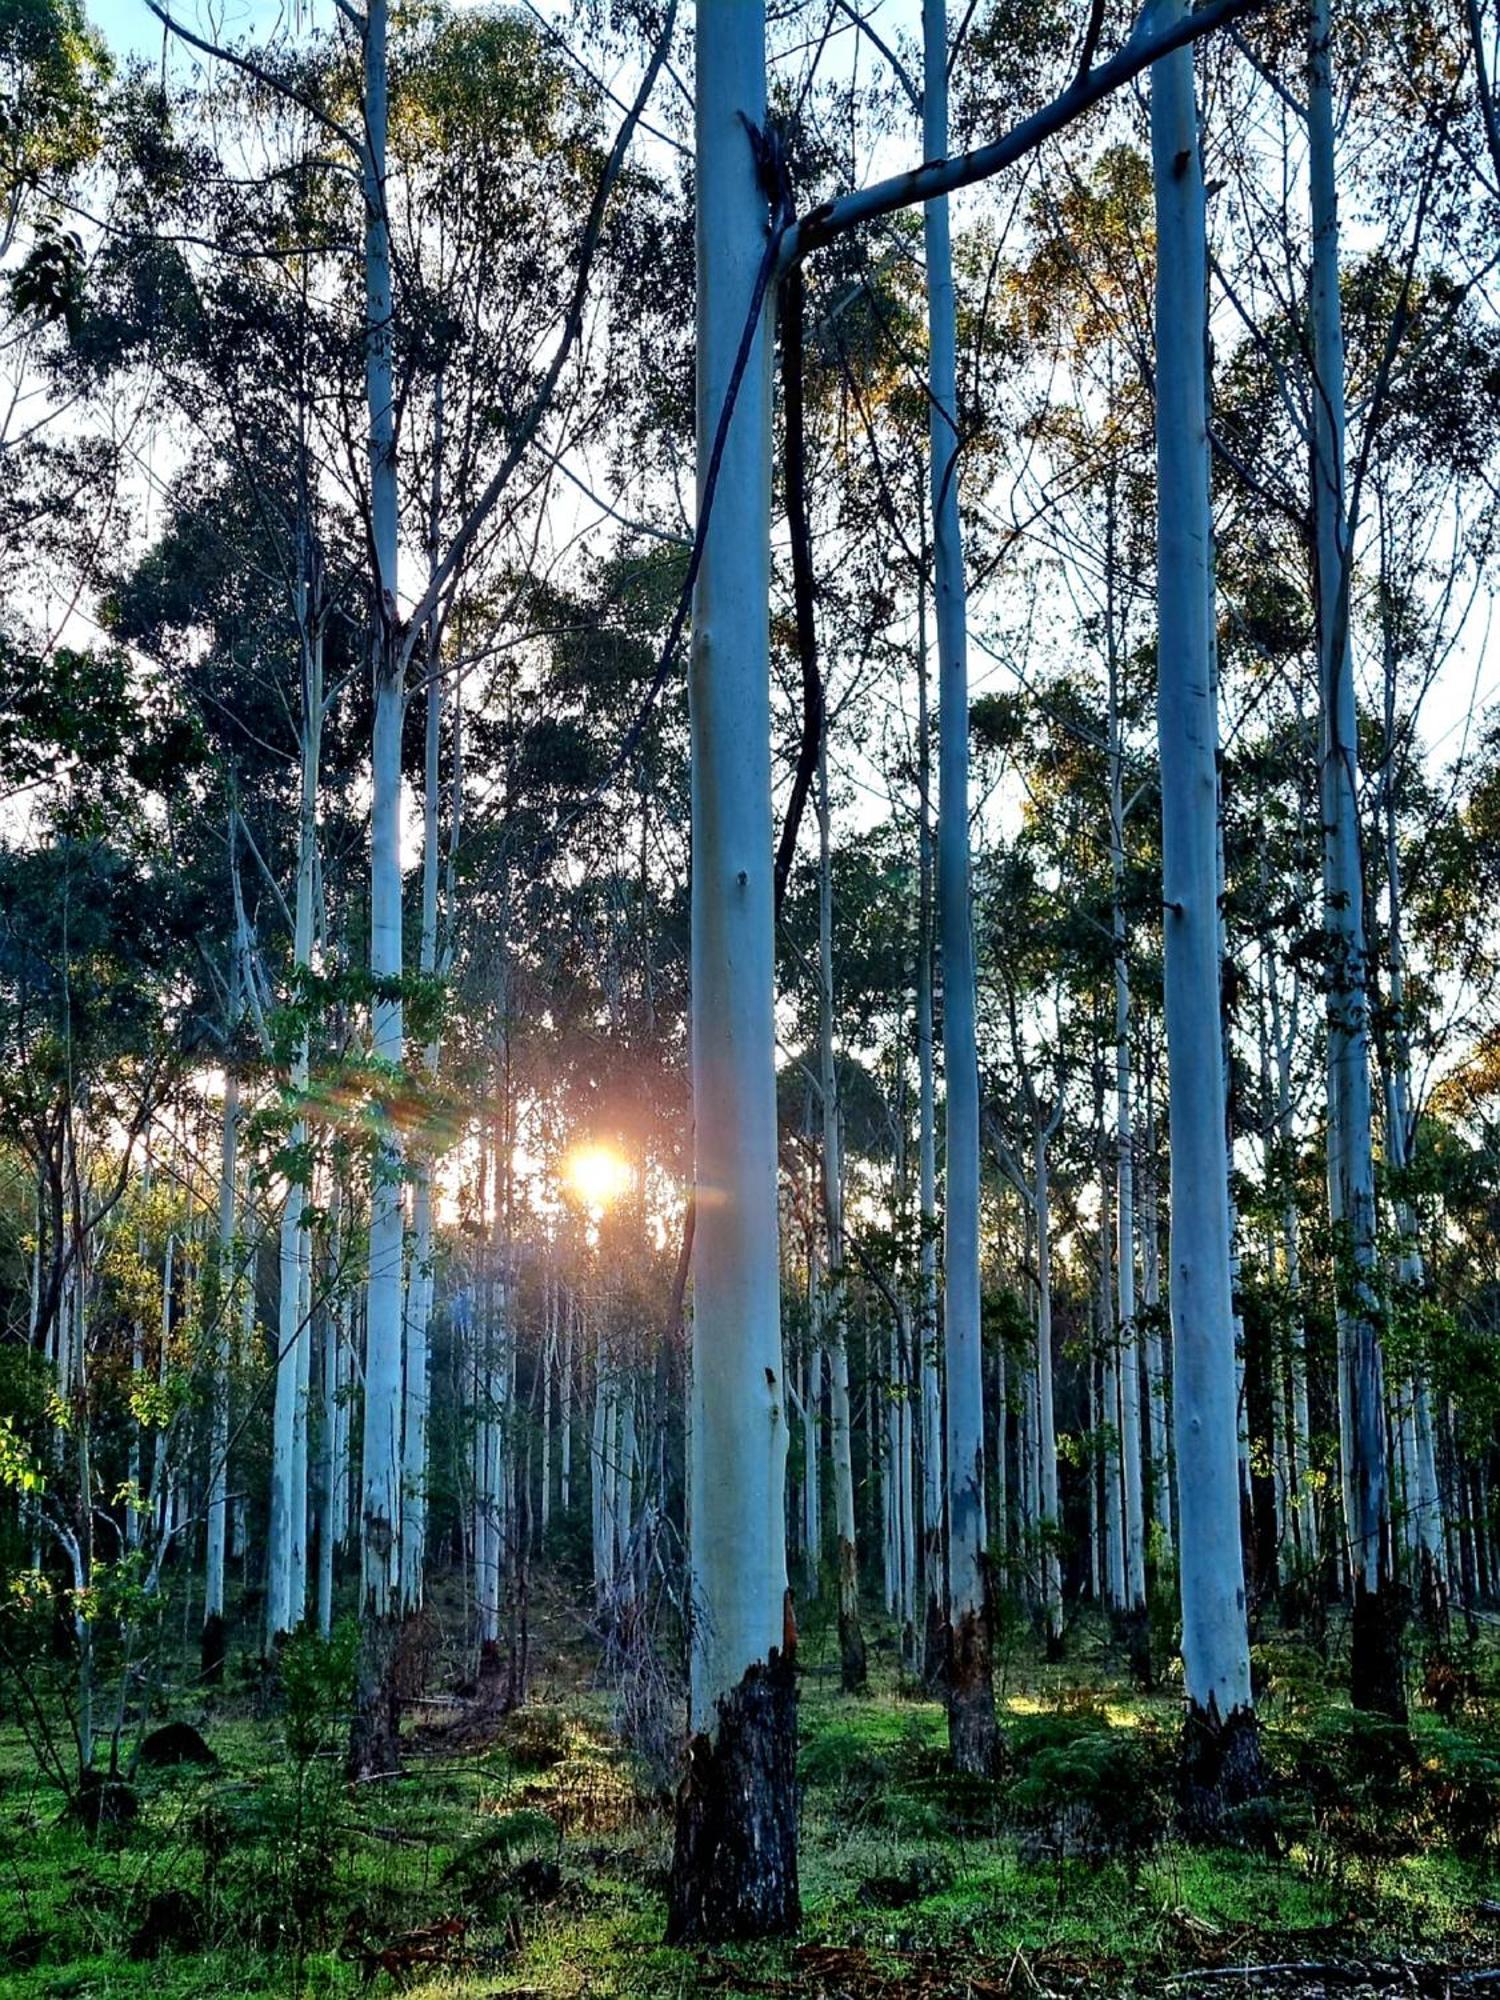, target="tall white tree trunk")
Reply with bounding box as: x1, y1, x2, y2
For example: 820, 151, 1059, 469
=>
616, 1389, 639, 1606
924, 0, 993, 1775
1087, 1346, 1102, 1600
317, 1298, 337, 1637
400, 383, 446, 1616
668, 0, 796, 1937
331, 1192, 352, 1550
803, 1299, 823, 1581
897, 1318, 917, 1642
1141, 1088, 1173, 1558
203, 956, 239, 1679
352, 0, 407, 1778
1034, 1126, 1063, 1649
818, 733, 865, 1691
1110, 653, 1147, 1617
154, 1231, 174, 1544
915, 573, 944, 1676
1151, 6, 1260, 1816
540, 1280, 555, 1538
560, 1295, 574, 1512
993, 1334, 1008, 1569
1307, 0, 1402, 1718
594, 1346, 618, 1608
268, 585, 321, 1647
1268, 945, 1316, 1567
1102, 1264, 1126, 1610
1382, 786, 1445, 1611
